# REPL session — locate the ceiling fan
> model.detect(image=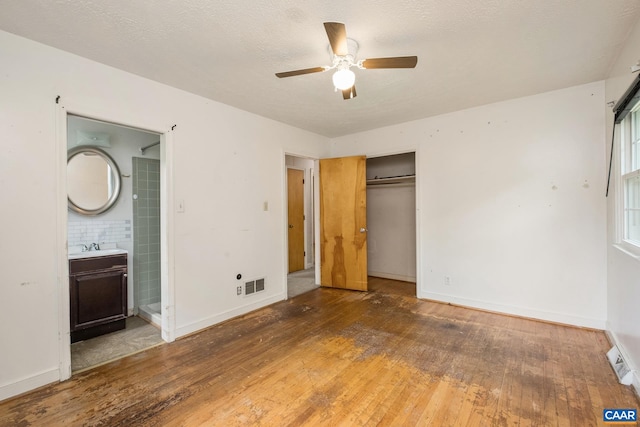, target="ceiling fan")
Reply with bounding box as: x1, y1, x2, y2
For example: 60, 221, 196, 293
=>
275, 22, 418, 100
